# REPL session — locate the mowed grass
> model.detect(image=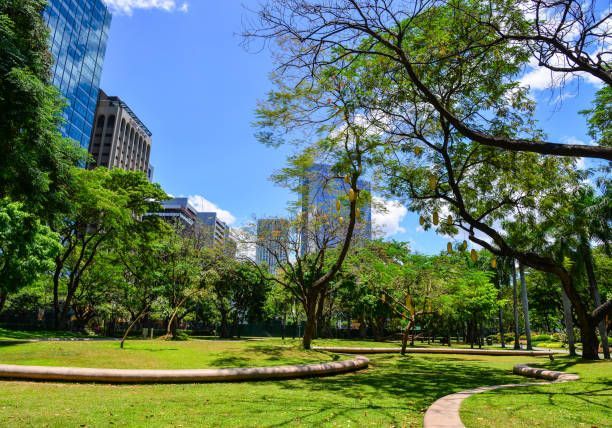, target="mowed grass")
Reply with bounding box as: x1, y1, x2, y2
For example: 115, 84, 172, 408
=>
0, 336, 608, 427
0, 337, 542, 427
461, 358, 612, 428
0, 338, 340, 369
0, 327, 97, 341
